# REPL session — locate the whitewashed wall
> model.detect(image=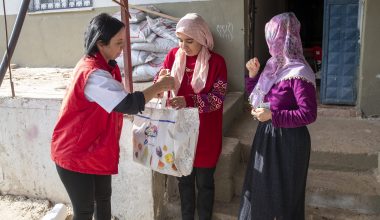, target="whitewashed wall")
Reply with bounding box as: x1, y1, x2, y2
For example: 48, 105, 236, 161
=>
0, 97, 156, 219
